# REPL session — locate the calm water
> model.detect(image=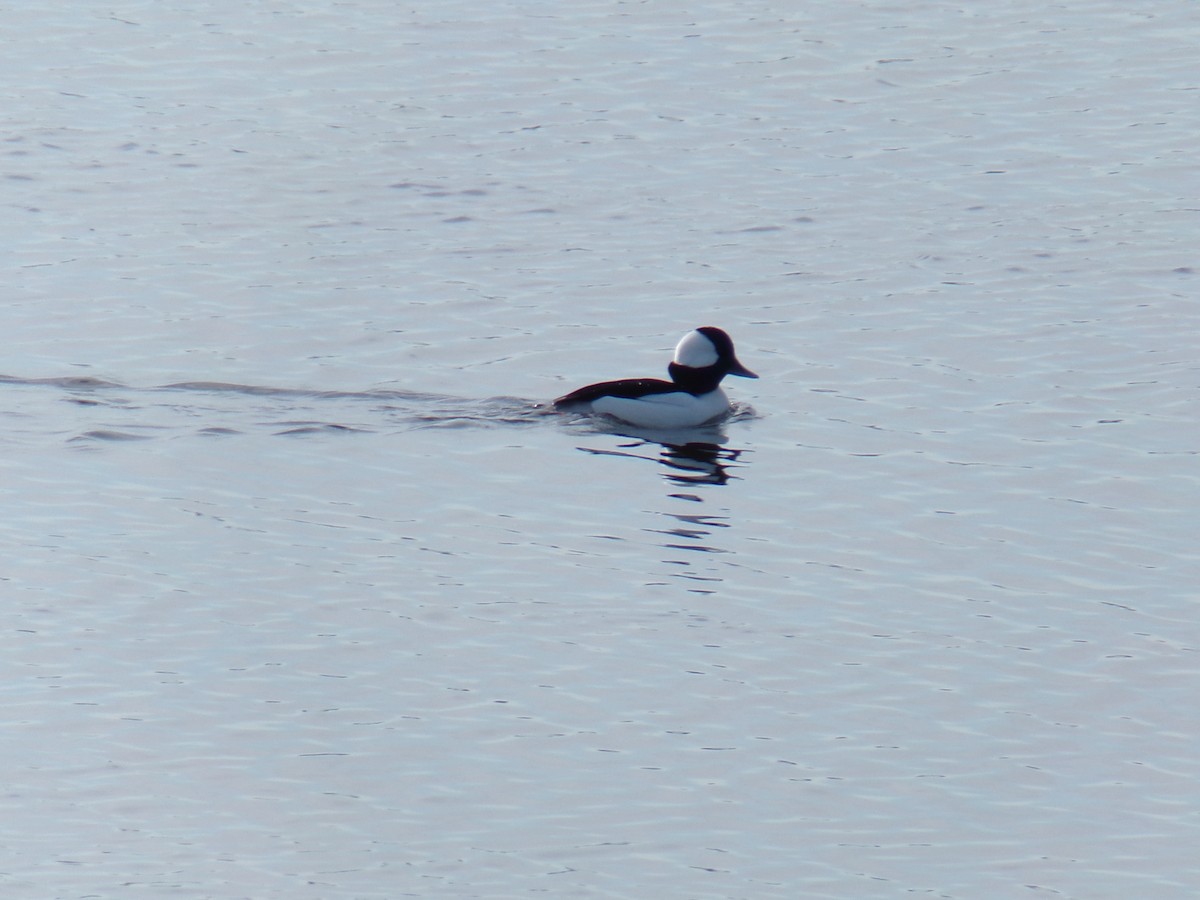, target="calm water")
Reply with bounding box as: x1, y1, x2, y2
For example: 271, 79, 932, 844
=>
4, 2, 1198, 898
